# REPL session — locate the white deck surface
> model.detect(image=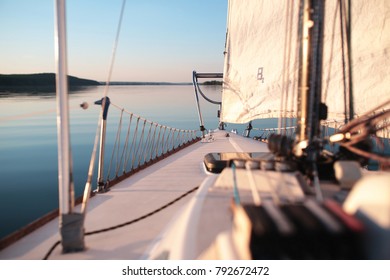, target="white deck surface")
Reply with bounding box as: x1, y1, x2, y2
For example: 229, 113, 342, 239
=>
0, 130, 268, 259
